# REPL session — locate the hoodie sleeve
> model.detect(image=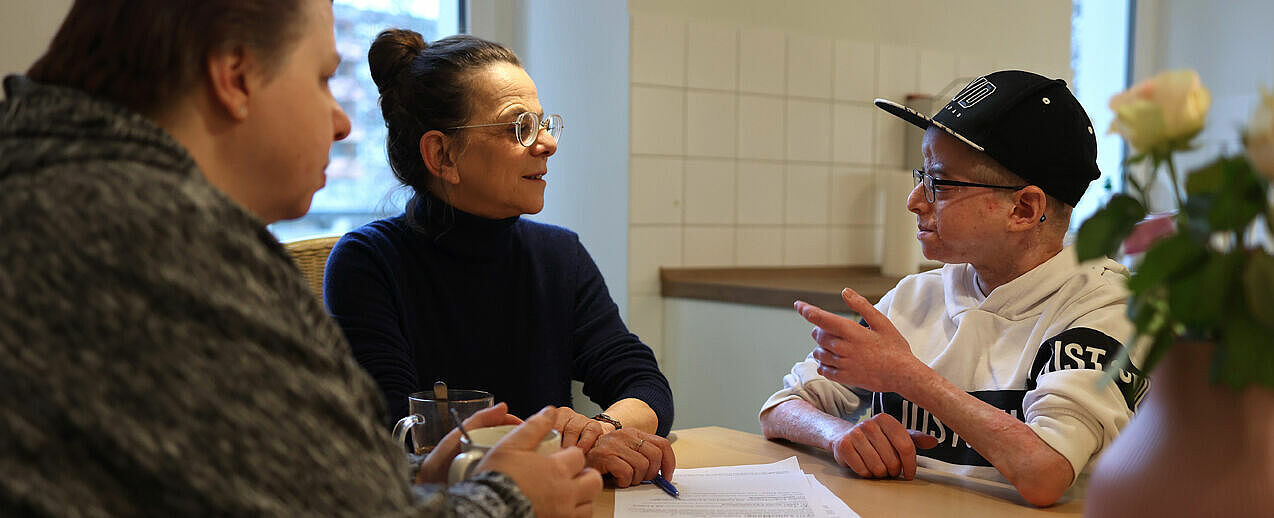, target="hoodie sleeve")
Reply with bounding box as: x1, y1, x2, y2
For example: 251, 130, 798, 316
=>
1022, 302, 1146, 484
758, 290, 898, 421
